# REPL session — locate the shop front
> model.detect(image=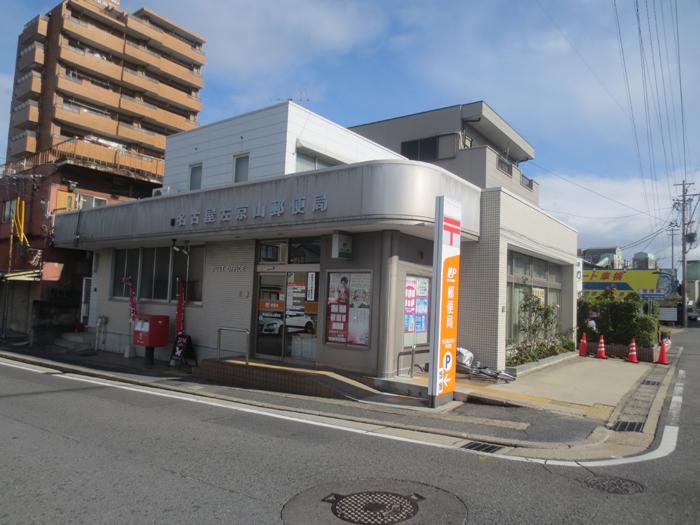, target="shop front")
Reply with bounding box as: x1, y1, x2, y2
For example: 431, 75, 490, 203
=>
52, 161, 482, 376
